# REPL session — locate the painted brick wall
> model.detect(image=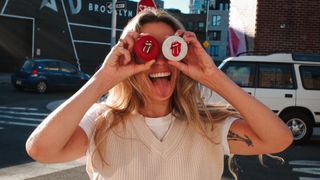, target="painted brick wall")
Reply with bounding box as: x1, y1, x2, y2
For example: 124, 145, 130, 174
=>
255, 0, 320, 54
